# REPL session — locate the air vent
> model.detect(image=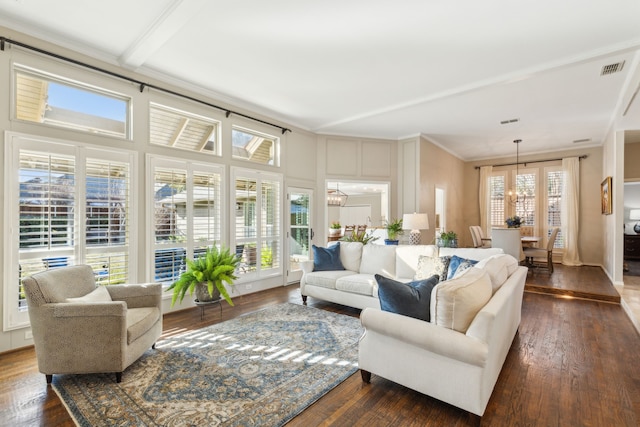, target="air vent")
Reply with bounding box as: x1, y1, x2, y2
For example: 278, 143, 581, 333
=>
500, 118, 520, 125
601, 61, 625, 76
572, 138, 591, 144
